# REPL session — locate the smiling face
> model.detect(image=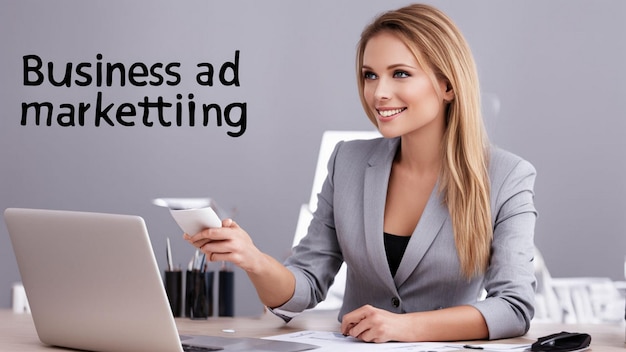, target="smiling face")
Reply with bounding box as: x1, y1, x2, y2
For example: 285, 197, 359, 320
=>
361, 31, 453, 139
